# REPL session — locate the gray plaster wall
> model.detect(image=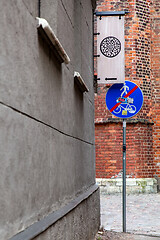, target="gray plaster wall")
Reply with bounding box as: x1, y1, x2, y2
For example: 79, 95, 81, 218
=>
0, 0, 99, 239
32, 188, 100, 240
